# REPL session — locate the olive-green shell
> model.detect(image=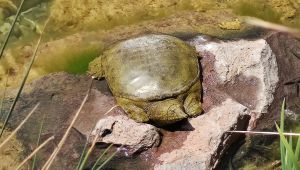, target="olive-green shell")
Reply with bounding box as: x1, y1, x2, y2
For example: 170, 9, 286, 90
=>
103, 34, 200, 101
